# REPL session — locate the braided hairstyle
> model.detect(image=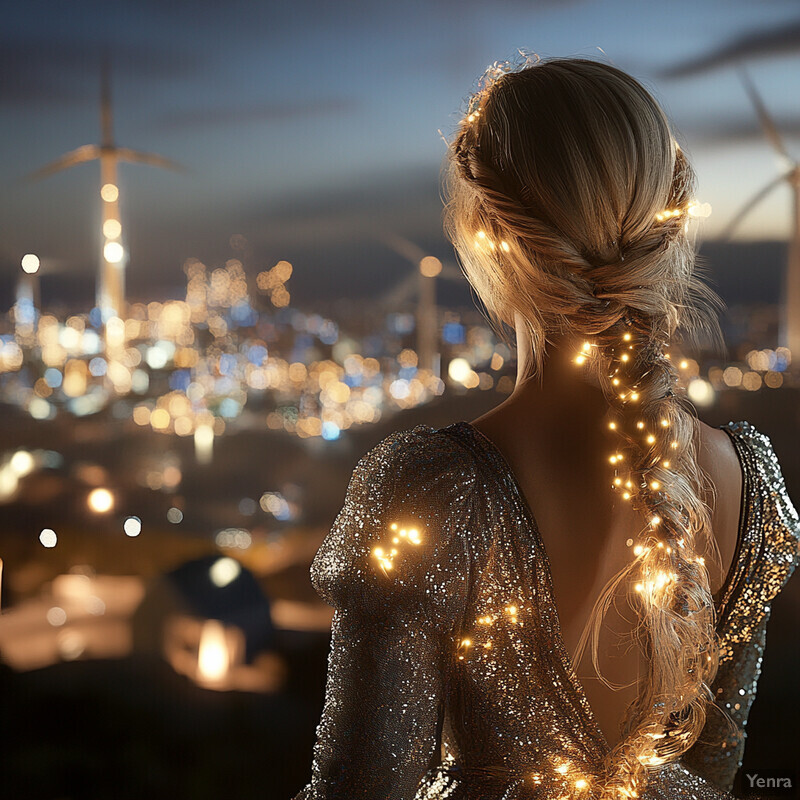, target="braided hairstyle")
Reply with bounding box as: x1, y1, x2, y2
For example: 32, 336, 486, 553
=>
444, 57, 727, 798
